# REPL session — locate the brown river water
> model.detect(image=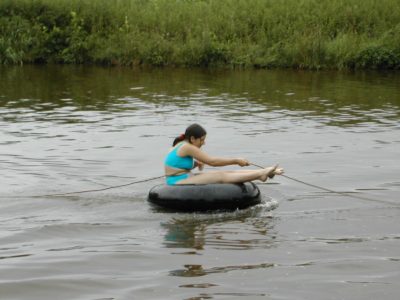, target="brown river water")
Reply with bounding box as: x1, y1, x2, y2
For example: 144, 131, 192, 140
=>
0, 66, 399, 300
